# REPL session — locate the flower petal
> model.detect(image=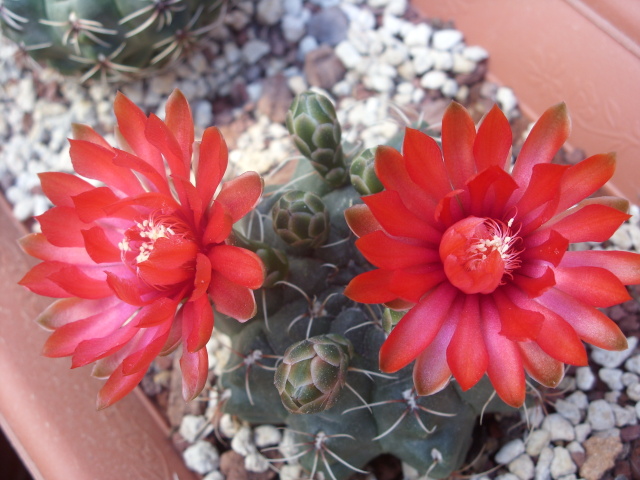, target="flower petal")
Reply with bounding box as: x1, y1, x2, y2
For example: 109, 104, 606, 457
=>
112, 149, 171, 196
375, 145, 436, 219
191, 253, 212, 302
81, 226, 121, 264
71, 321, 139, 368
35, 297, 120, 330
390, 265, 446, 303
113, 91, 164, 174
554, 266, 631, 308
518, 341, 564, 389
403, 127, 451, 201
71, 123, 113, 149
442, 101, 477, 189
413, 304, 458, 396
555, 153, 616, 214
363, 189, 441, 244
344, 204, 382, 238
447, 294, 488, 391
208, 245, 265, 290
512, 267, 556, 298
69, 139, 144, 196
511, 103, 570, 189
379, 282, 458, 372
180, 346, 209, 401
49, 265, 113, 299
209, 272, 257, 321
37, 206, 88, 247
480, 296, 526, 408
197, 126, 228, 208
136, 297, 179, 328
538, 288, 628, 351
19, 233, 94, 265
355, 230, 440, 269
183, 295, 214, 353
473, 104, 512, 172
542, 201, 630, 243
39, 172, 93, 207
560, 250, 640, 285
165, 89, 194, 169
344, 269, 397, 304
521, 229, 569, 267
121, 323, 172, 375
465, 166, 518, 219
203, 201, 233, 245
493, 289, 544, 342
215, 171, 263, 223
96, 363, 148, 410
